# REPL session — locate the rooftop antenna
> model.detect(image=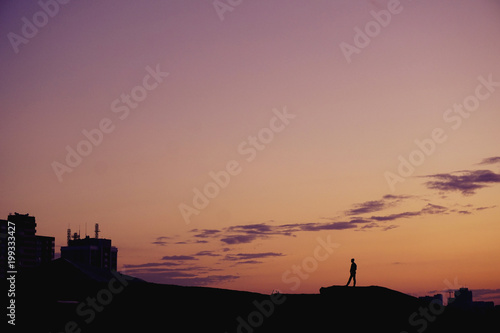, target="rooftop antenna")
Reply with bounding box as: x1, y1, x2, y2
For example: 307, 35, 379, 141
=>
95, 223, 100, 239
67, 227, 71, 245
85, 222, 87, 237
